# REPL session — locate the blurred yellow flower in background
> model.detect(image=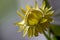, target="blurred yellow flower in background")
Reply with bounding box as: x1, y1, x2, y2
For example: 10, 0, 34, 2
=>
15, 0, 54, 38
